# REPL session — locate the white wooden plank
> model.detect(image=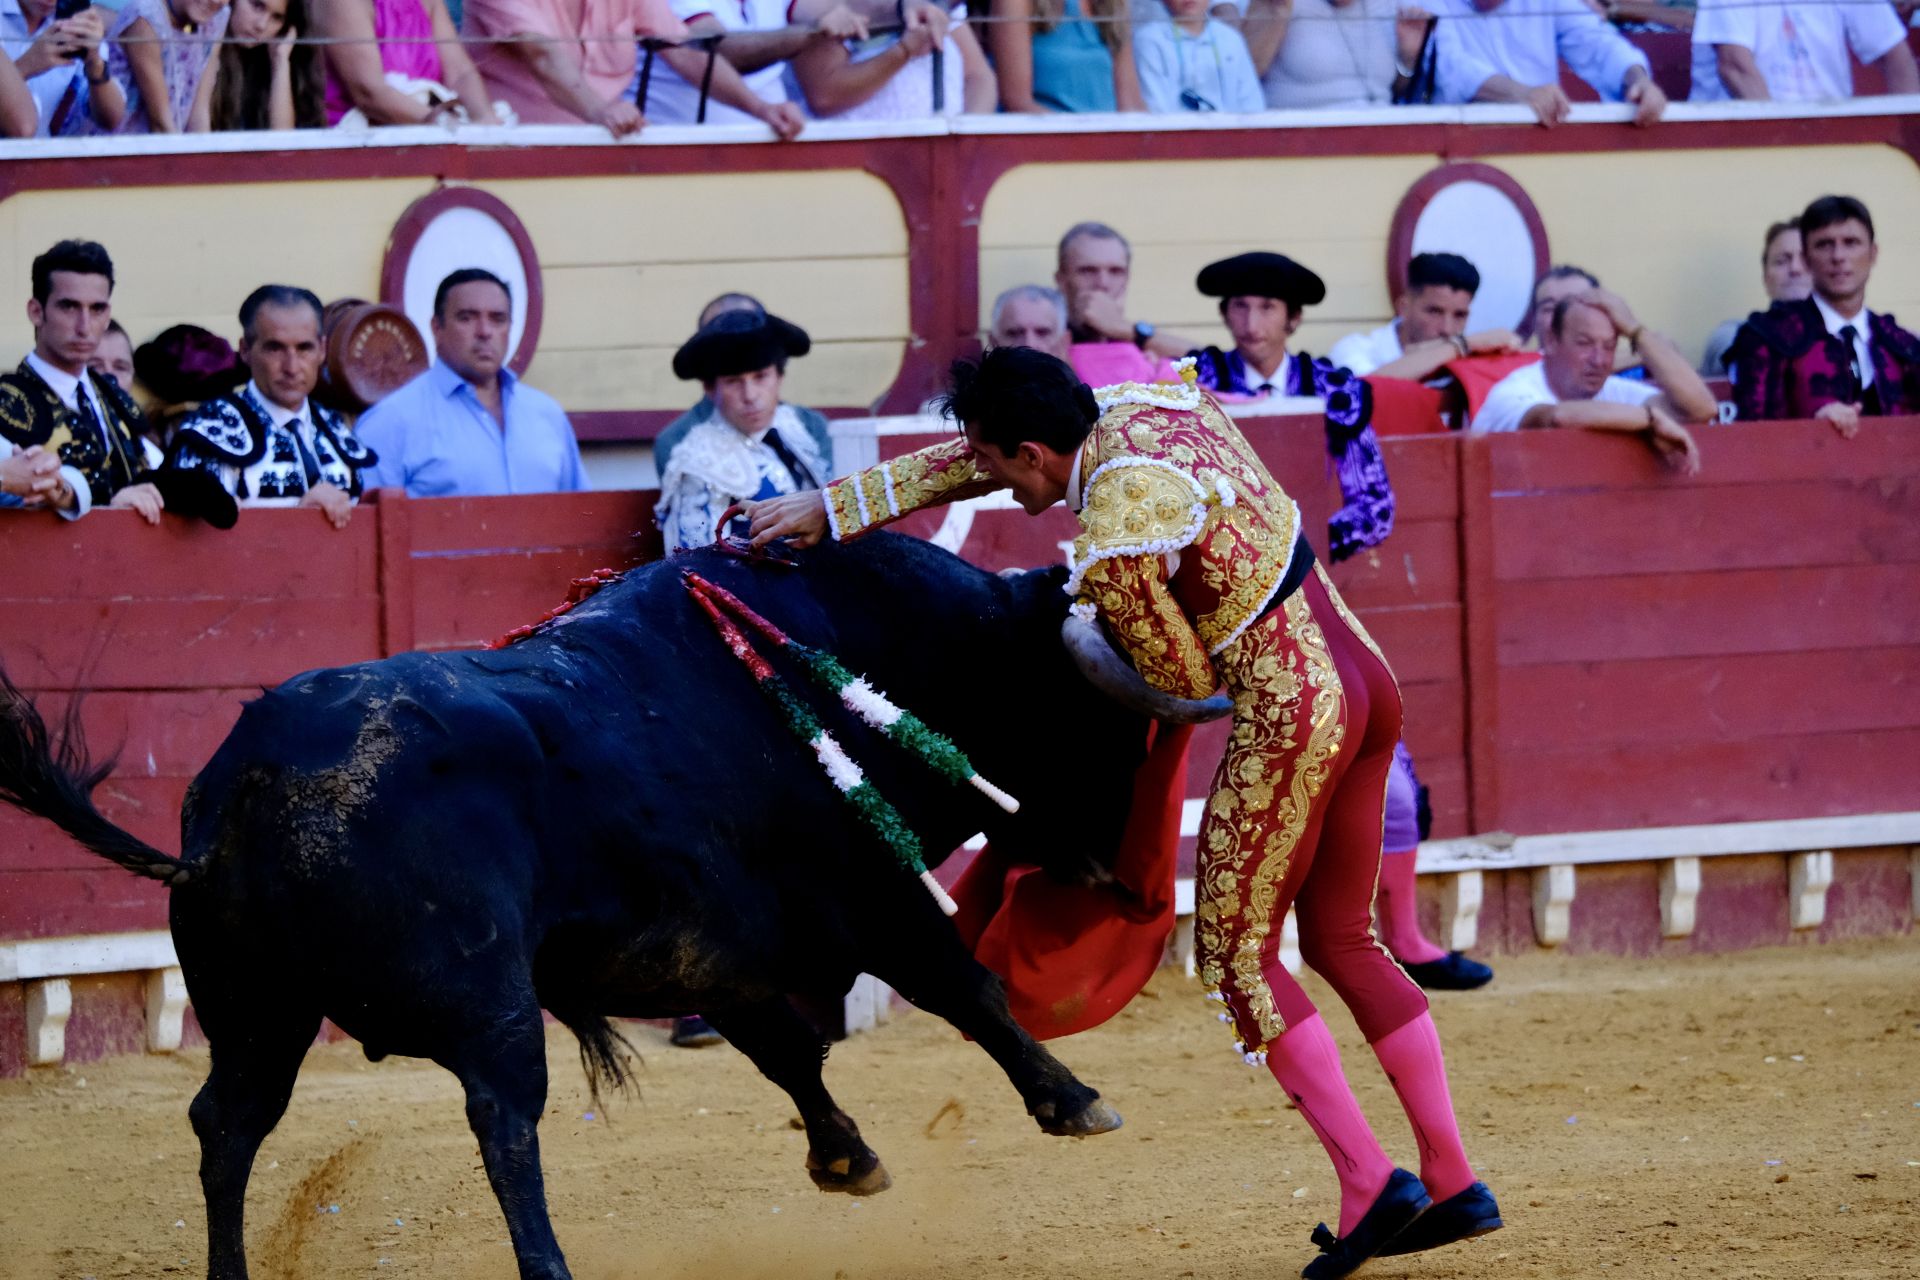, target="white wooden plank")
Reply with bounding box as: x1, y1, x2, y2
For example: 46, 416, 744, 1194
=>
0, 931, 178, 983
